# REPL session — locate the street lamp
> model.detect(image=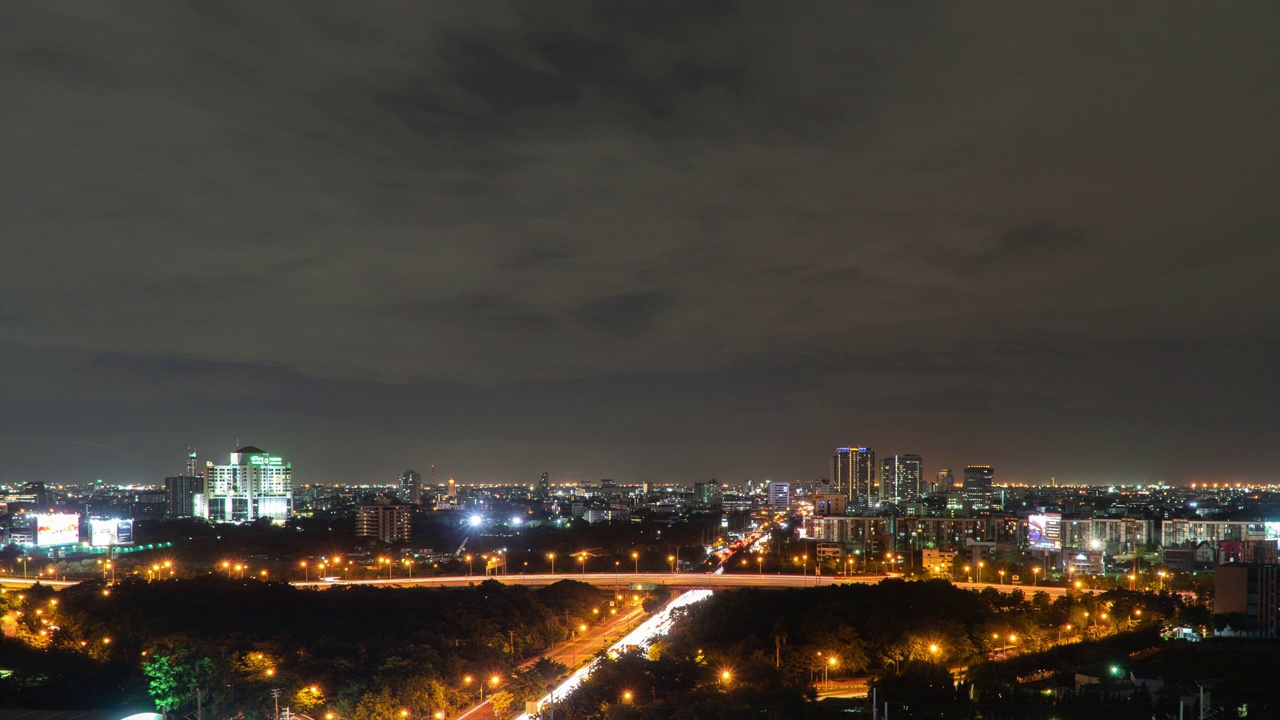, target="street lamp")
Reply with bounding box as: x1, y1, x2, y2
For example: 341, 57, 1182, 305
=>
668, 555, 676, 573
997, 569, 1006, 585
403, 558, 414, 579
579, 552, 588, 576
547, 553, 556, 574
1157, 570, 1166, 591
757, 556, 764, 575
300, 560, 308, 582
466, 554, 474, 577
963, 564, 971, 582
1128, 573, 1136, 590
632, 551, 639, 574
1032, 566, 1041, 586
